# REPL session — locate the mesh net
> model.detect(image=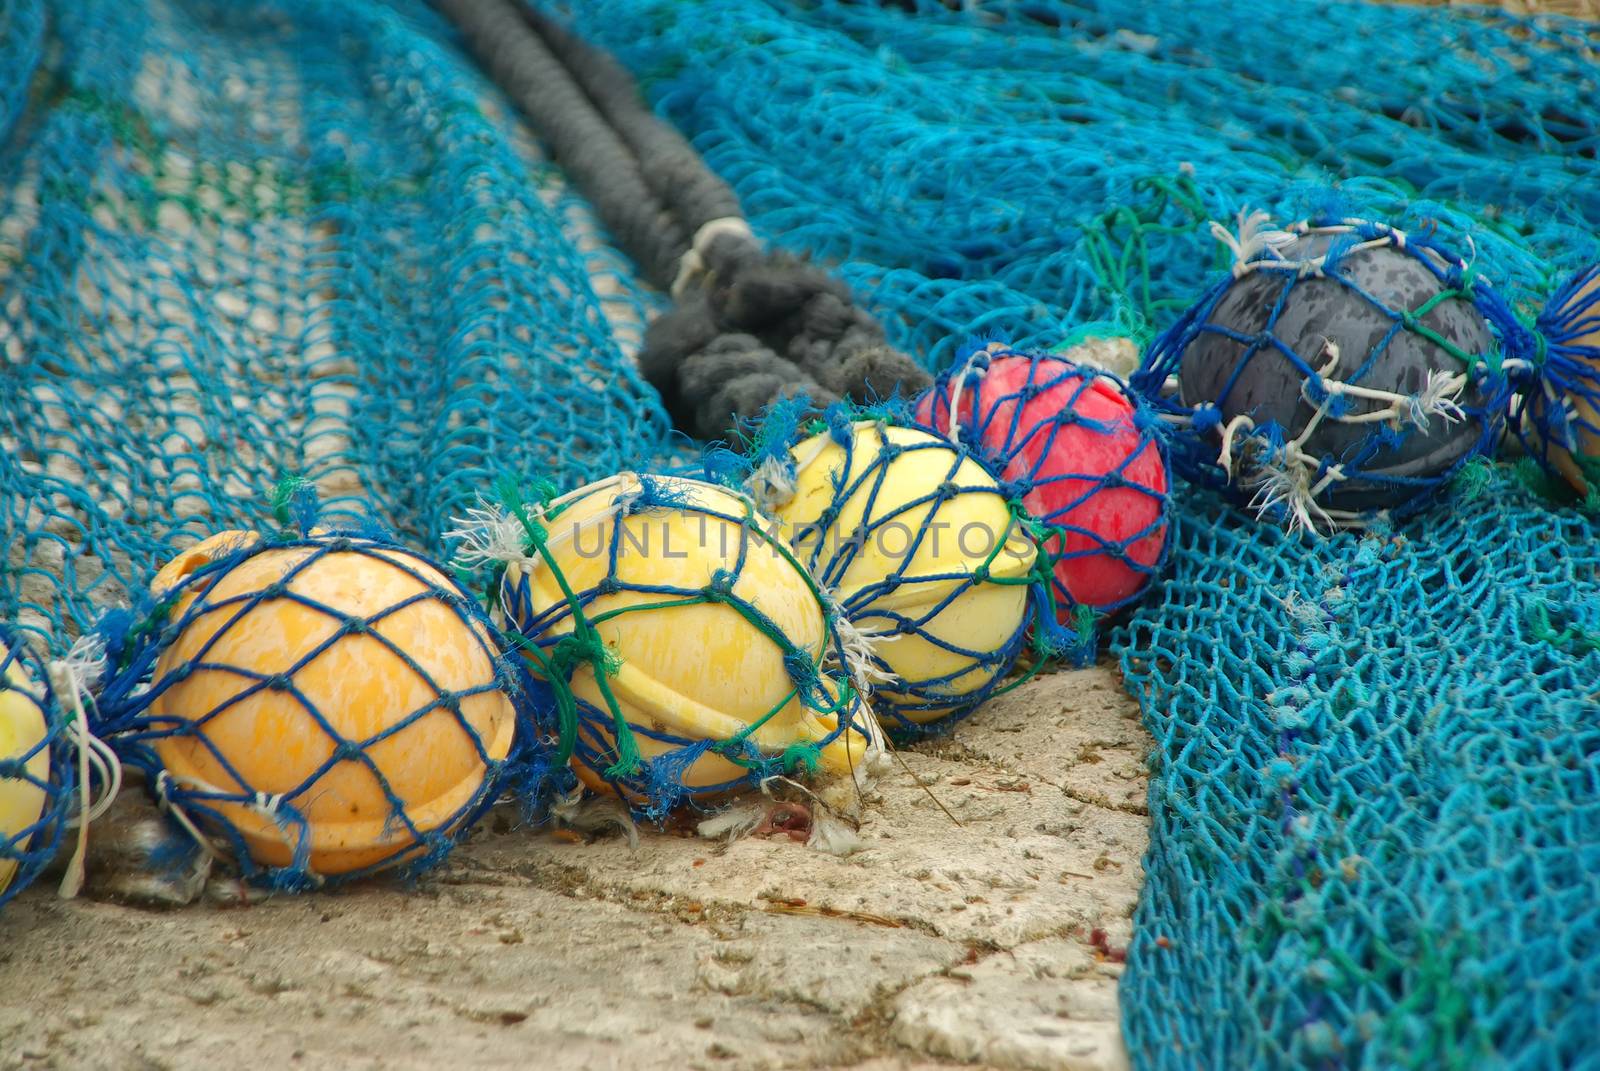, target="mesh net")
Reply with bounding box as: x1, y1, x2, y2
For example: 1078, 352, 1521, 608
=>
1114, 470, 1600, 1069
2, 0, 1598, 1064
733, 402, 1064, 738
89, 515, 538, 890
489, 473, 877, 820
1133, 217, 1527, 528
1524, 264, 1600, 499
0, 625, 74, 909
1, 0, 671, 653
918, 344, 1172, 632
